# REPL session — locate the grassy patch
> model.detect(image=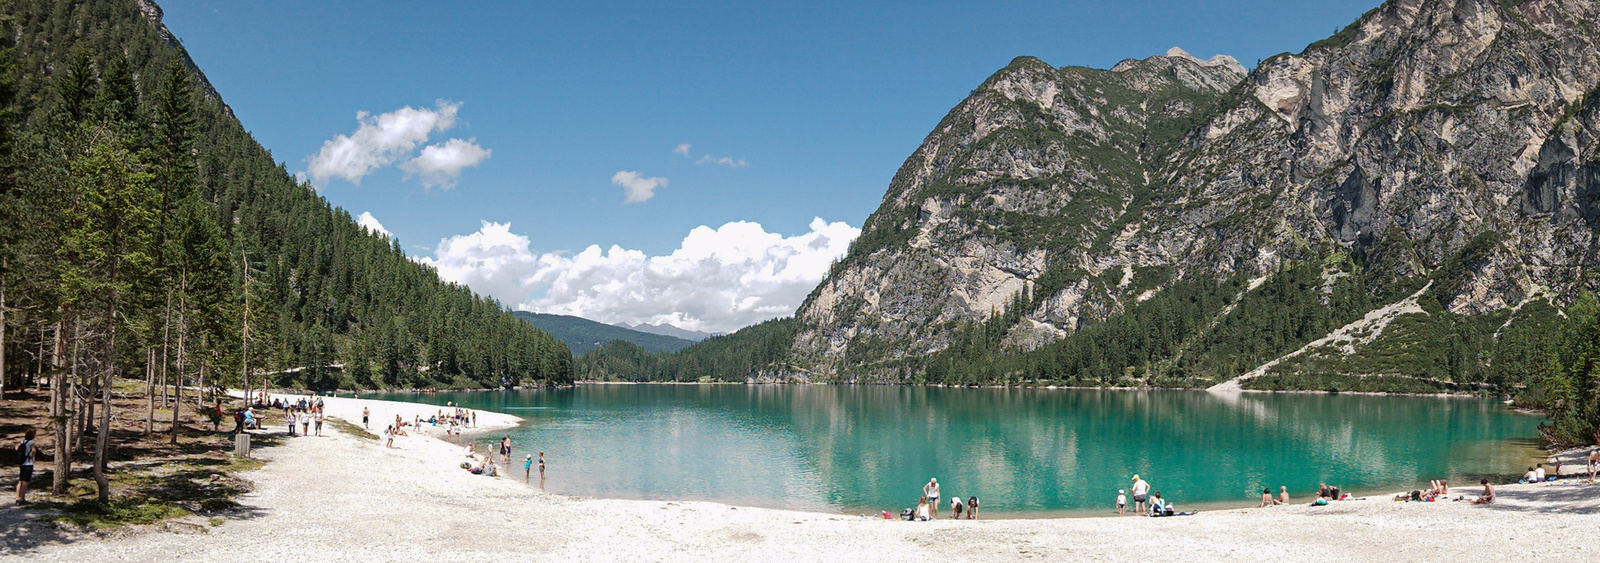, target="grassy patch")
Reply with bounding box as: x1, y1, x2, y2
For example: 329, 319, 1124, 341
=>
47, 498, 191, 529
331, 418, 378, 439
